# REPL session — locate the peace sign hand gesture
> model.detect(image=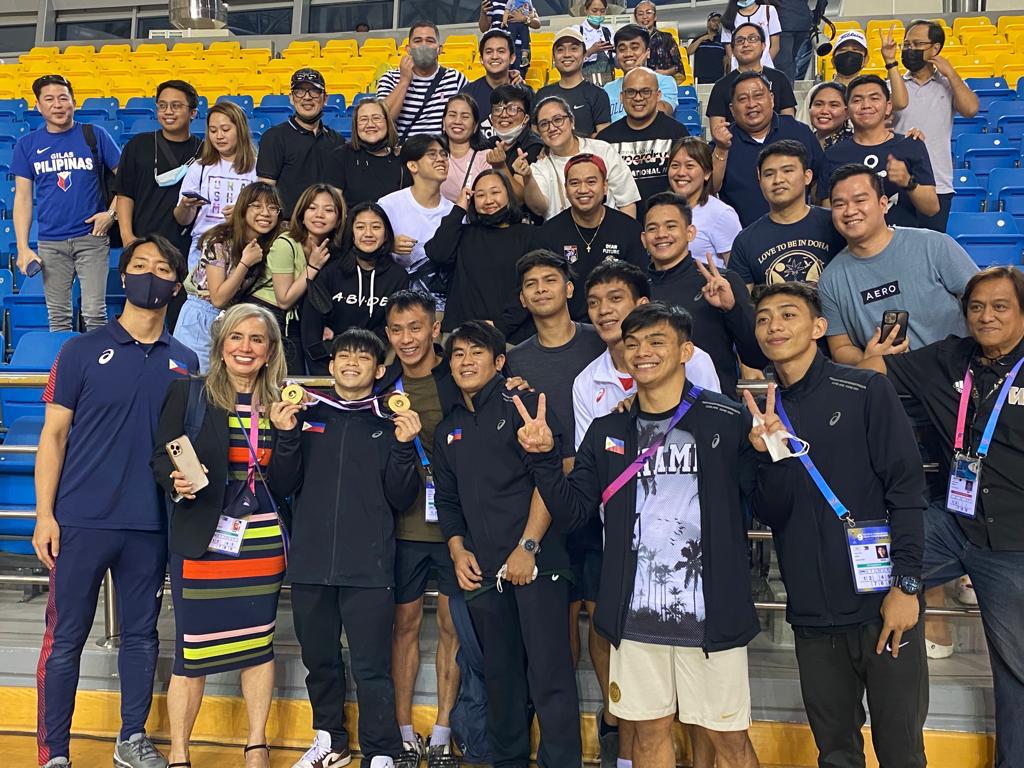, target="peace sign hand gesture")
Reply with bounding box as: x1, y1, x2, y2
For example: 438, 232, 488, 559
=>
512, 393, 555, 453
743, 384, 785, 453
880, 23, 898, 65
694, 252, 735, 310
